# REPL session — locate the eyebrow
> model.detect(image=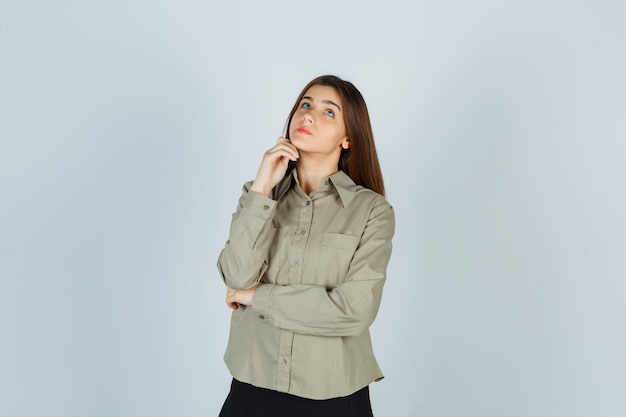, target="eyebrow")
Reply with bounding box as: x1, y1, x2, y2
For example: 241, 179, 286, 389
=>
302, 96, 341, 111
